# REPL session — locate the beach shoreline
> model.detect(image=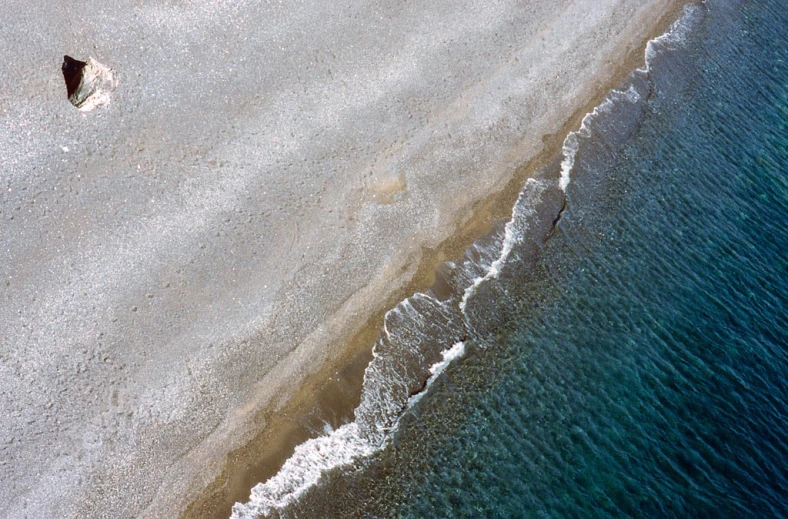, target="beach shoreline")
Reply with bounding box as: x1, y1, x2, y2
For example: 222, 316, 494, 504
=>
0, 1, 687, 518
180, 2, 689, 517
